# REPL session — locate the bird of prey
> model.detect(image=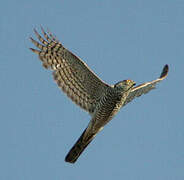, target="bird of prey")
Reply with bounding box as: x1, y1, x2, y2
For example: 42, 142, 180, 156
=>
30, 28, 169, 164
